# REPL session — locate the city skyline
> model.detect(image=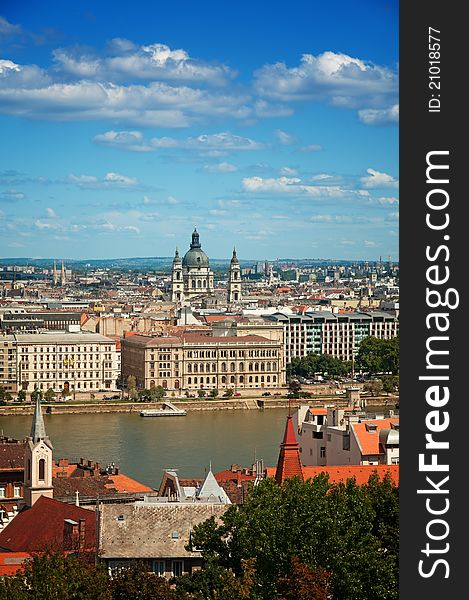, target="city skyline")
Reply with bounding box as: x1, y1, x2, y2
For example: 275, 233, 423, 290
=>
0, 0, 398, 261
